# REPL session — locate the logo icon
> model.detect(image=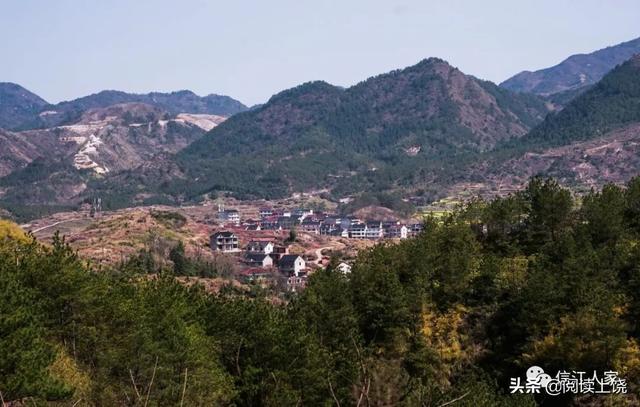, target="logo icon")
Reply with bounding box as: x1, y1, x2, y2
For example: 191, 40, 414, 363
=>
510, 366, 627, 395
